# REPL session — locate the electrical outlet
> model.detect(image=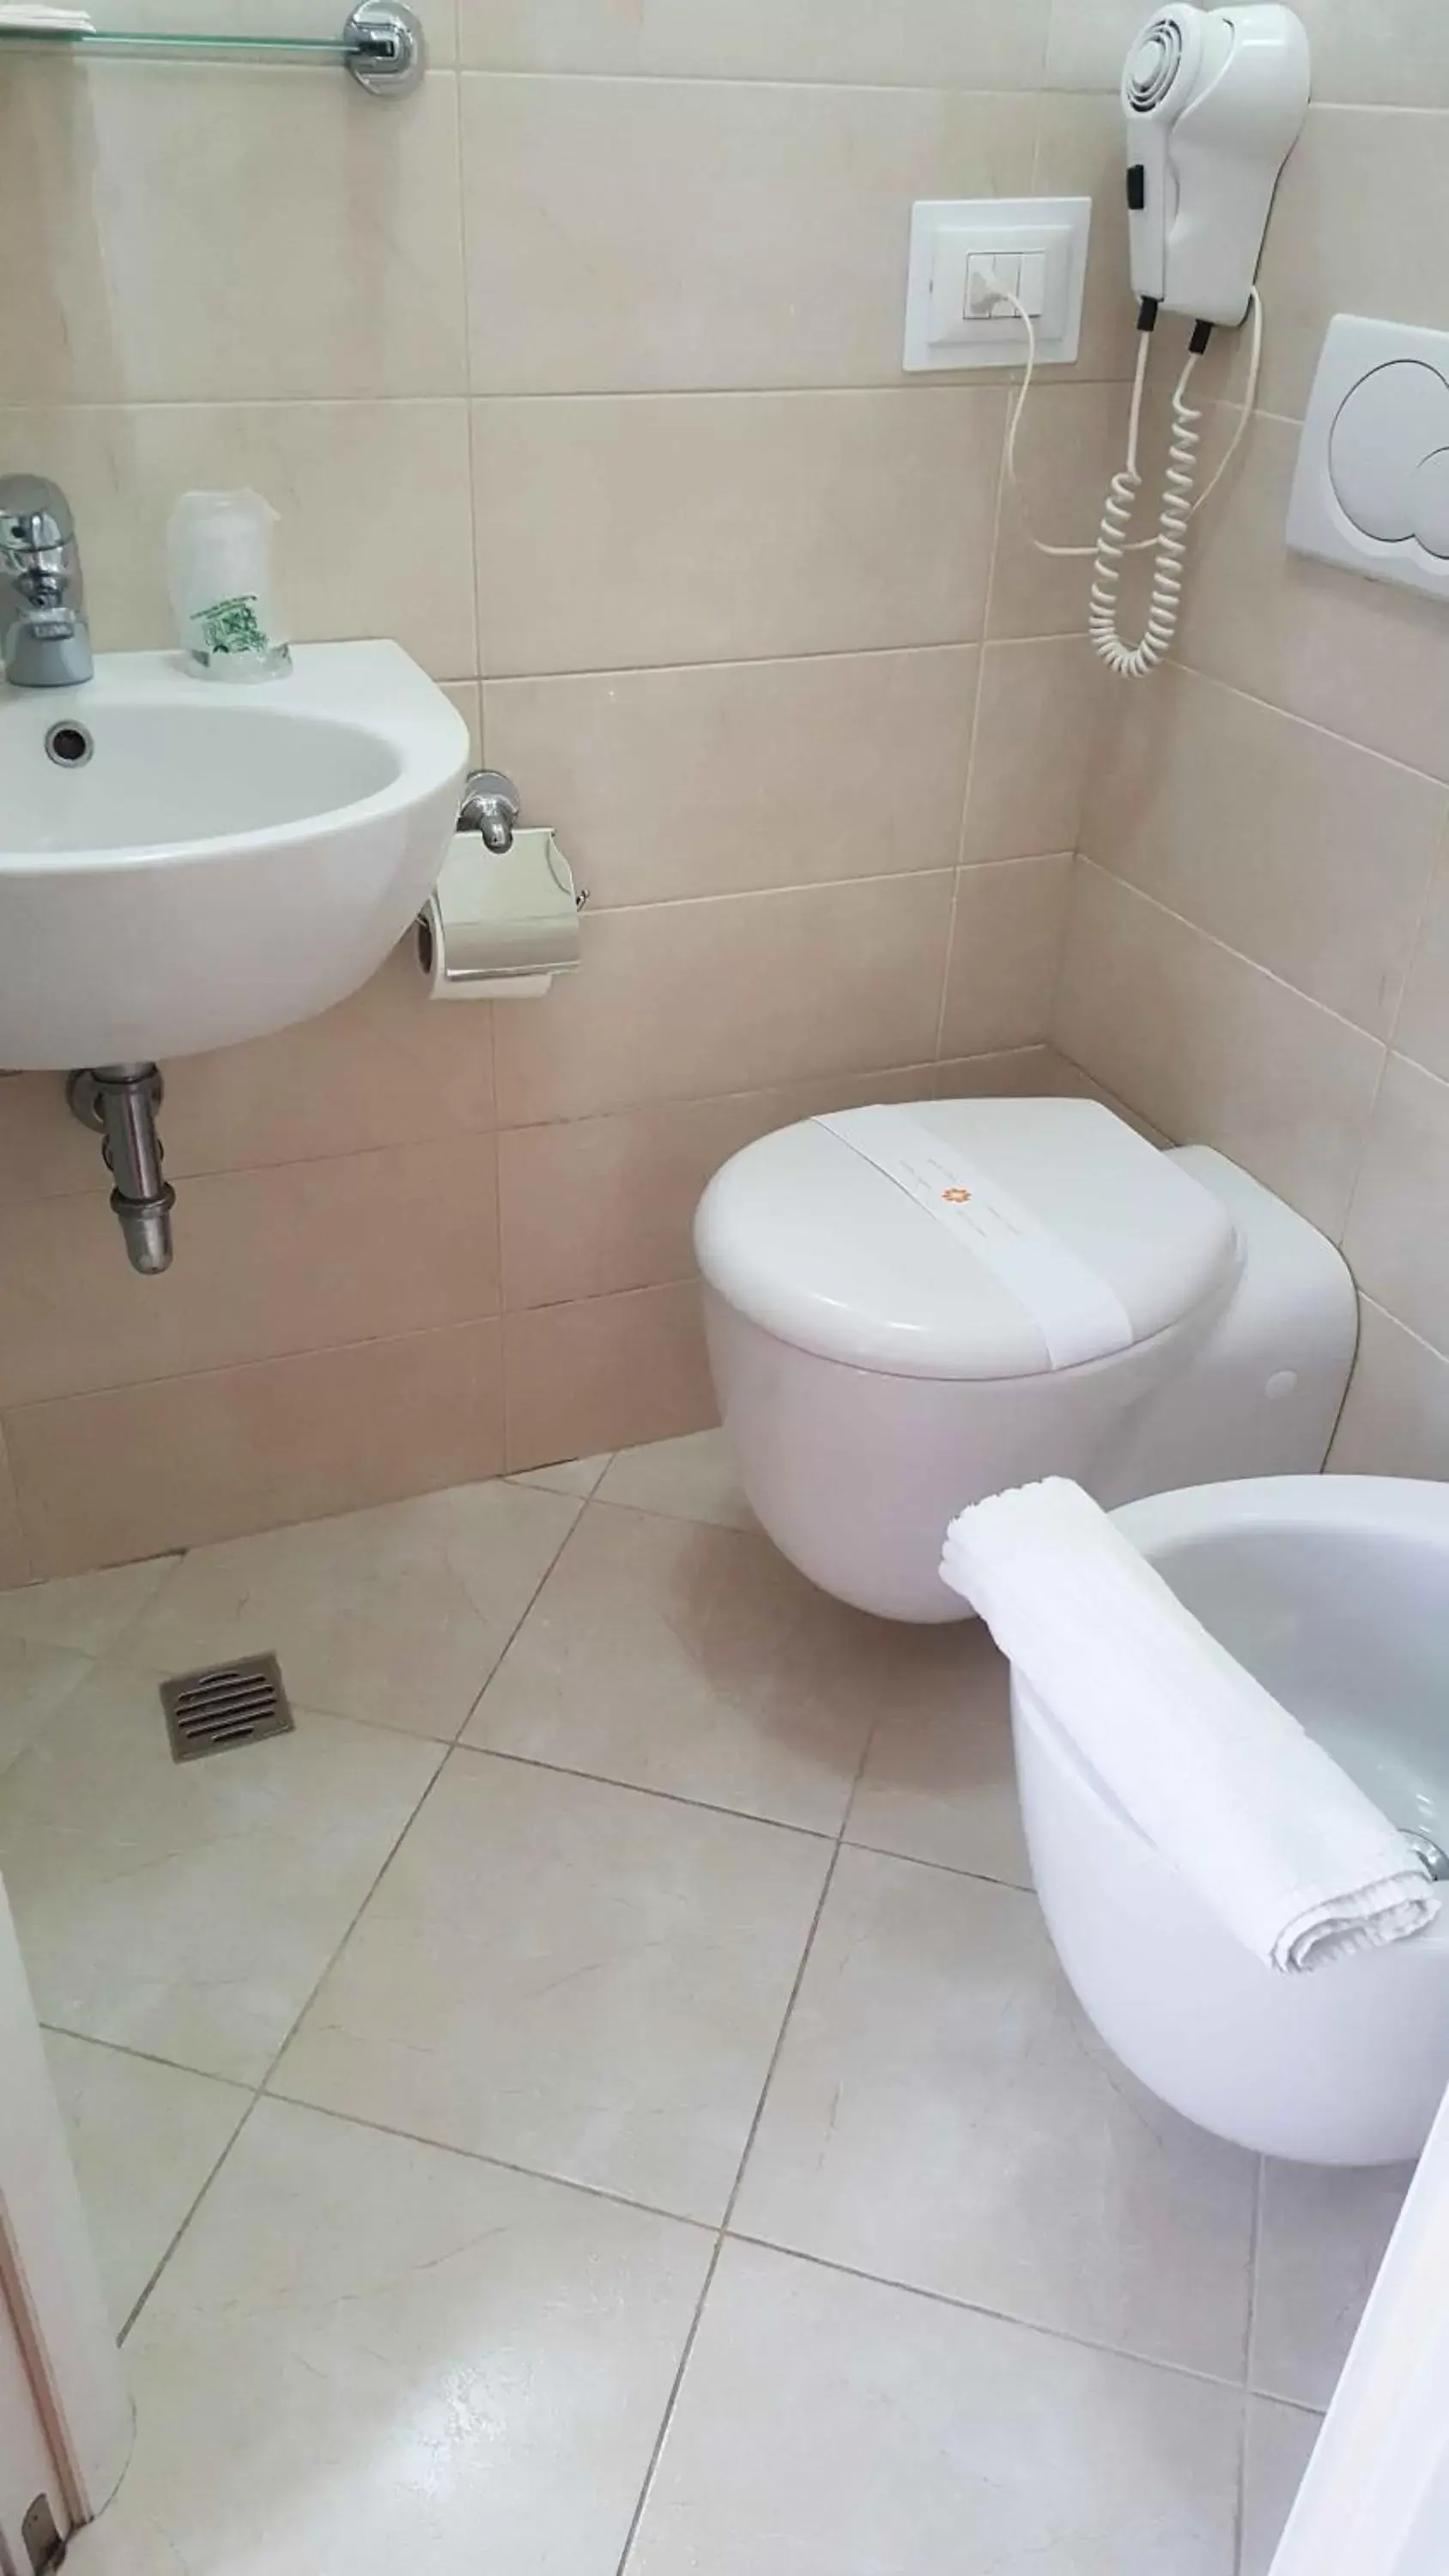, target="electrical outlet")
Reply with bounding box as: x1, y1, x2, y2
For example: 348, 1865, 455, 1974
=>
903, 197, 1091, 373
